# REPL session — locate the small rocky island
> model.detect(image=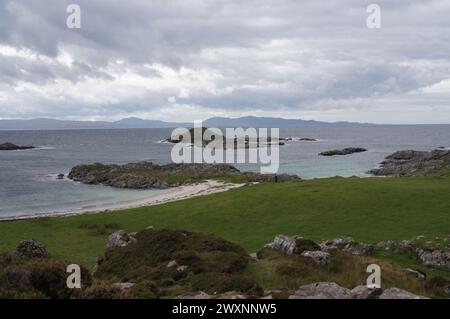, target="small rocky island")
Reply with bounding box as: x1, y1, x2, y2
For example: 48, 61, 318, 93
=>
368, 149, 450, 177
68, 162, 299, 189
319, 147, 367, 156
0, 142, 35, 151
166, 127, 286, 148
